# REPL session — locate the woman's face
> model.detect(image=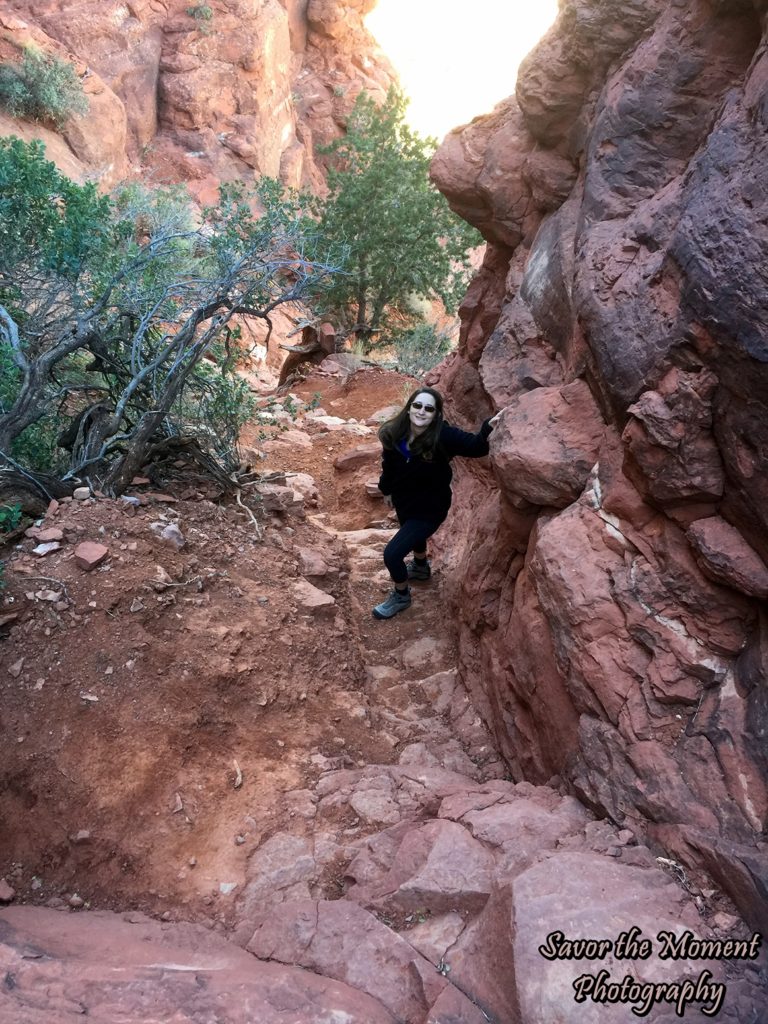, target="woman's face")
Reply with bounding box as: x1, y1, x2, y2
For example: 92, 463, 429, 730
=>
408, 391, 438, 436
